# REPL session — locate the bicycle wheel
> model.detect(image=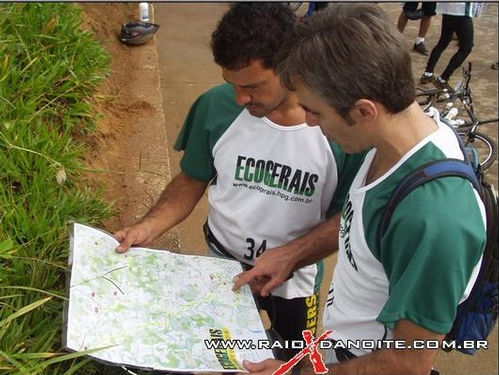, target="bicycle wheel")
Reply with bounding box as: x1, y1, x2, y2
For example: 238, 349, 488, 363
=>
416, 95, 433, 109
459, 131, 498, 171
